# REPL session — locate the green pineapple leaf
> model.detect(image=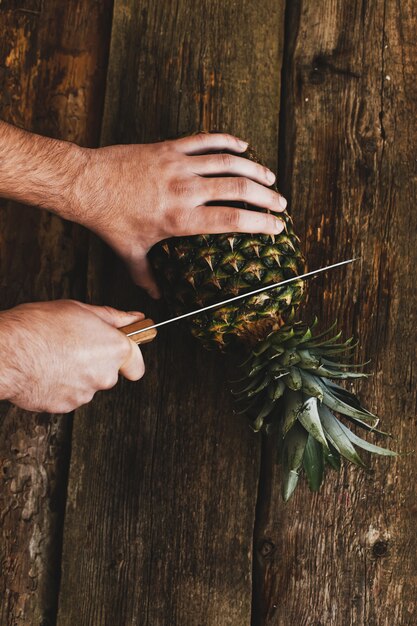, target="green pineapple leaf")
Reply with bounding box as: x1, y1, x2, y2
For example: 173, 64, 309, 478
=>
282, 390, 304, 435
297, 397, 330, 450
319, 406, 367, 467
336, 417, 397, 457
299, 370, 324, 400
286, 366, 302, 390
268, 379, 286, 400
319, 379, 378, 424
282, 422, 308, 501
303, 434, 325, 491
323, 443, 342, 471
